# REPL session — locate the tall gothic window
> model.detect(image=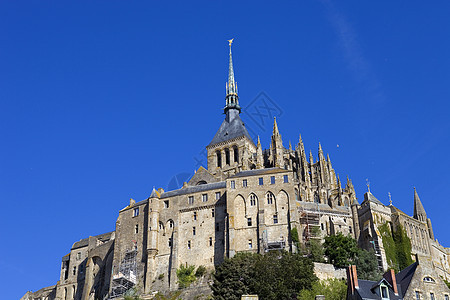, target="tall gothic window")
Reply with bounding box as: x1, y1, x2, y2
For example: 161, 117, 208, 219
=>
267, 192, 274, 204
216, 151, 222, 168
233, 146, 239, 163
225, 148, 230, 165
